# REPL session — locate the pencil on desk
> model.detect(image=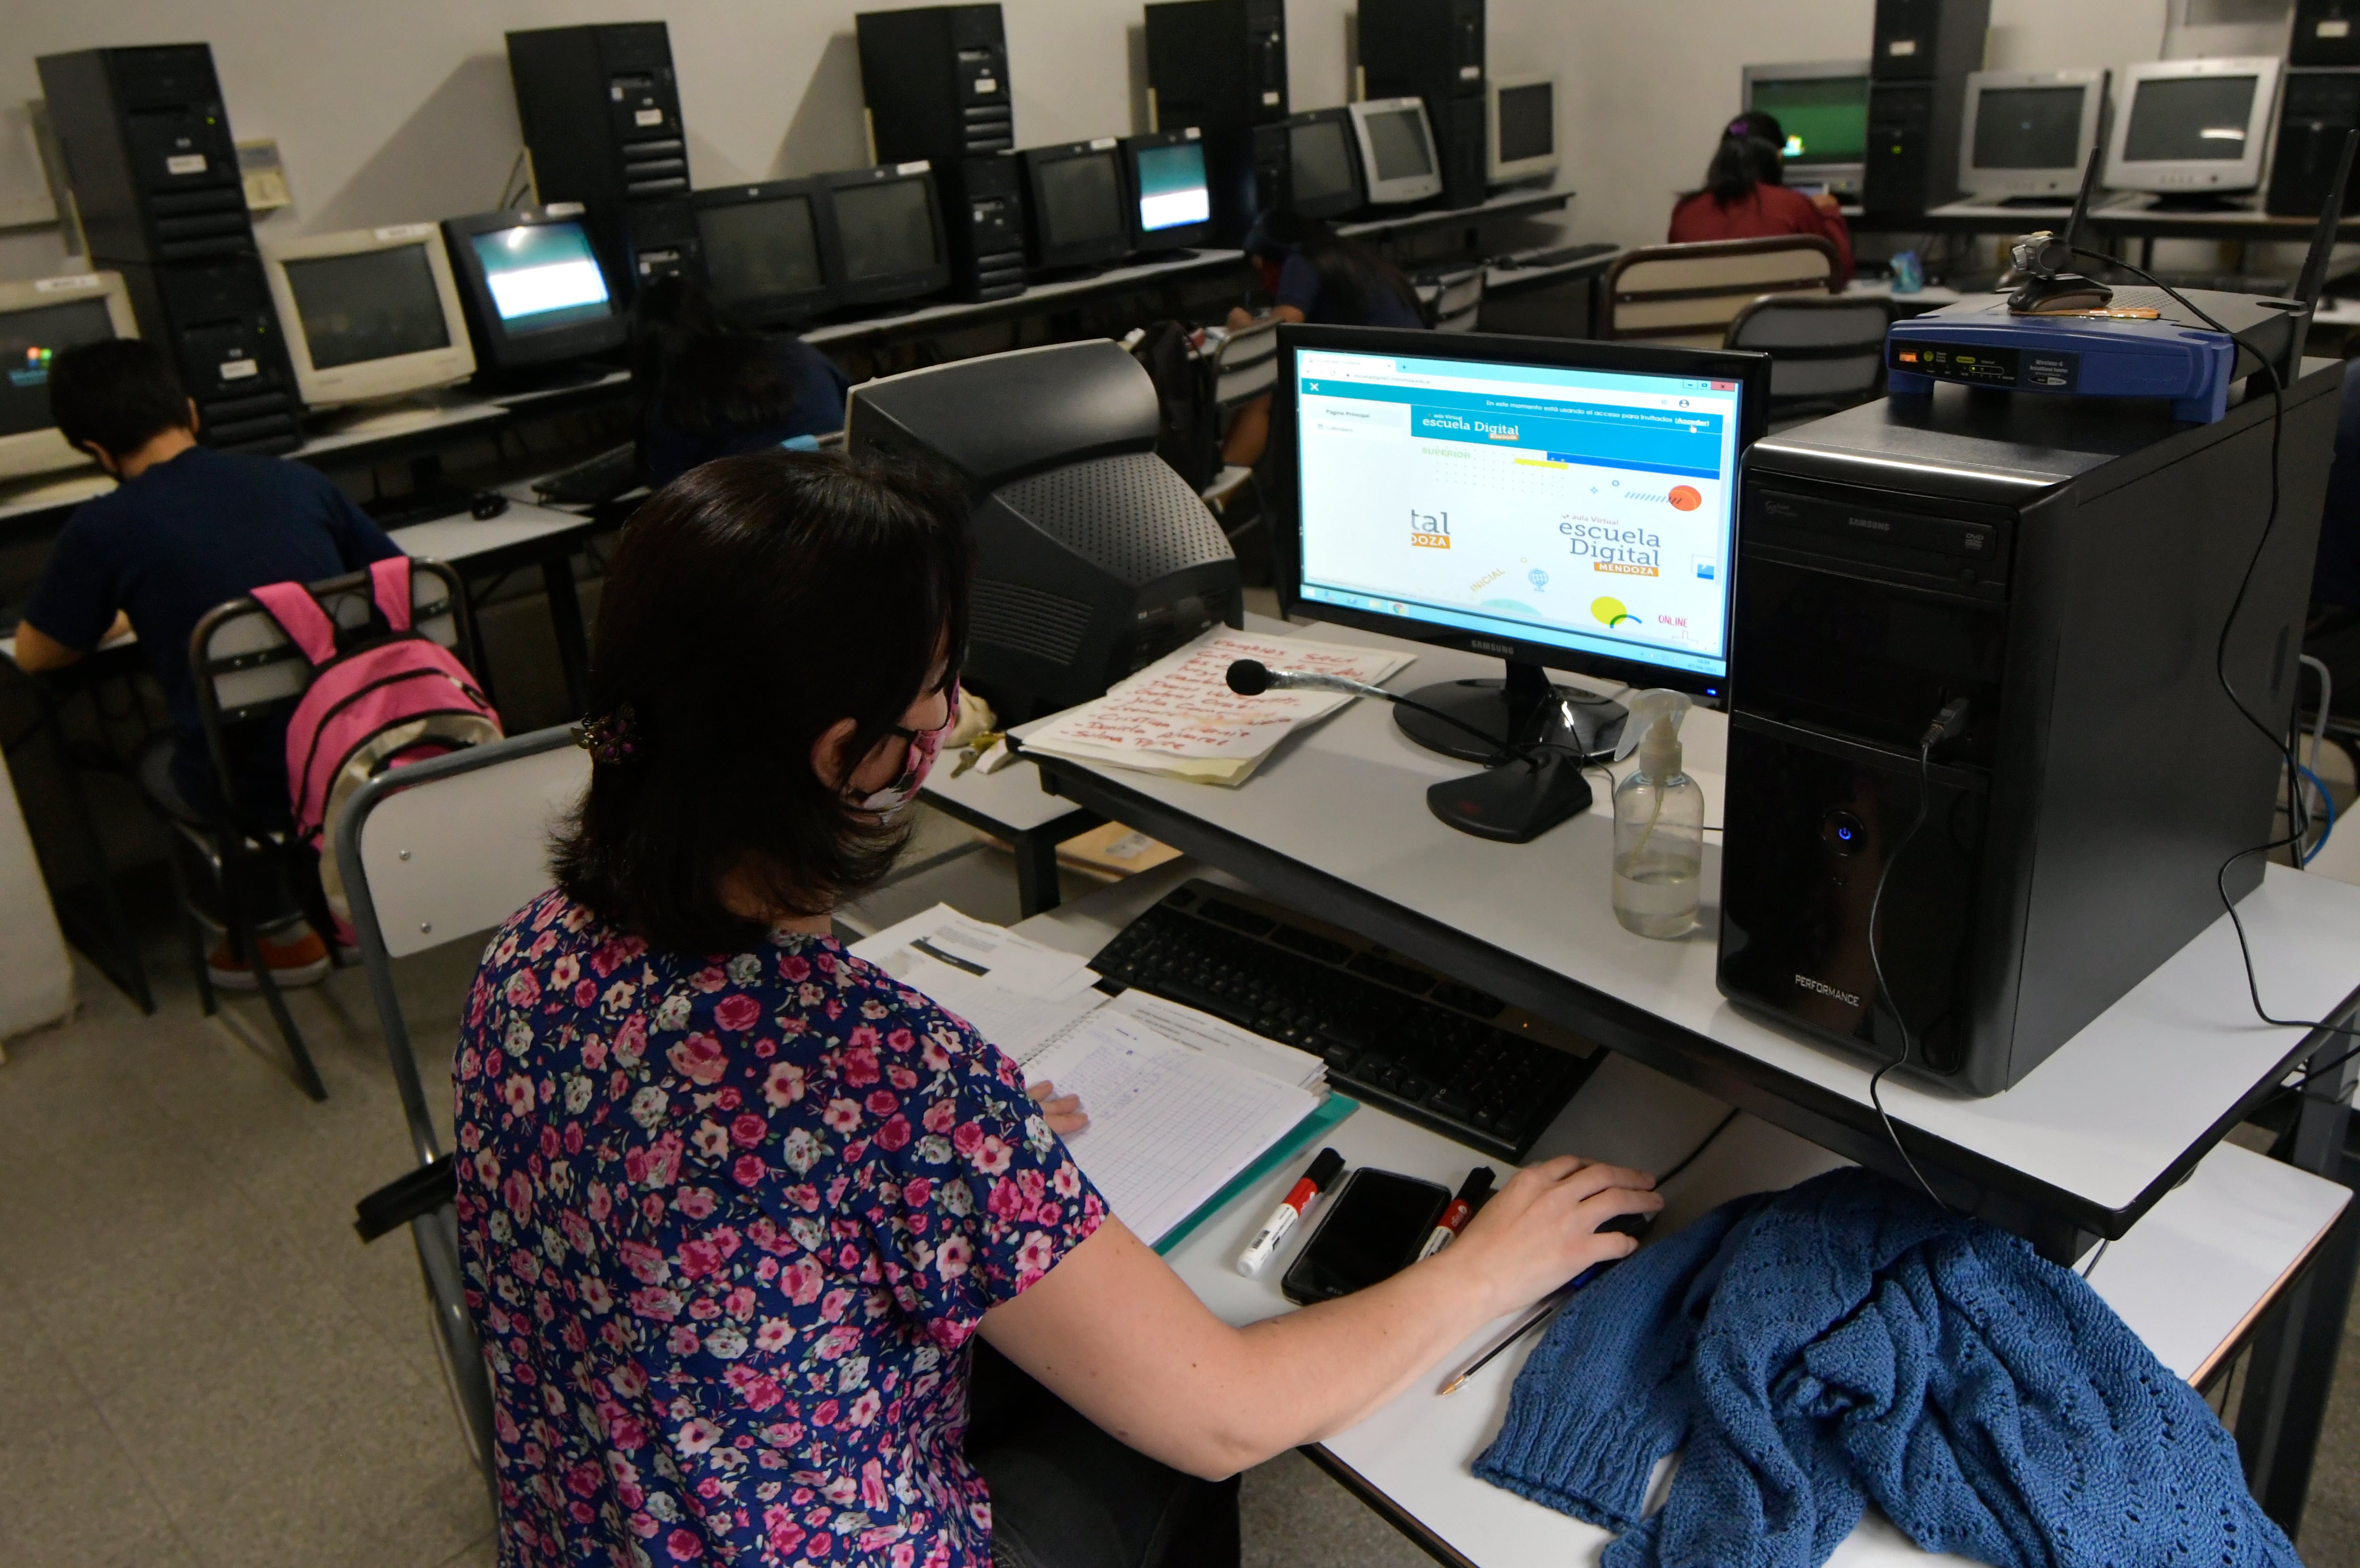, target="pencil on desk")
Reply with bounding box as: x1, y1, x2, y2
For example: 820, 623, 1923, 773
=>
1440, 1287, 1568, 1395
